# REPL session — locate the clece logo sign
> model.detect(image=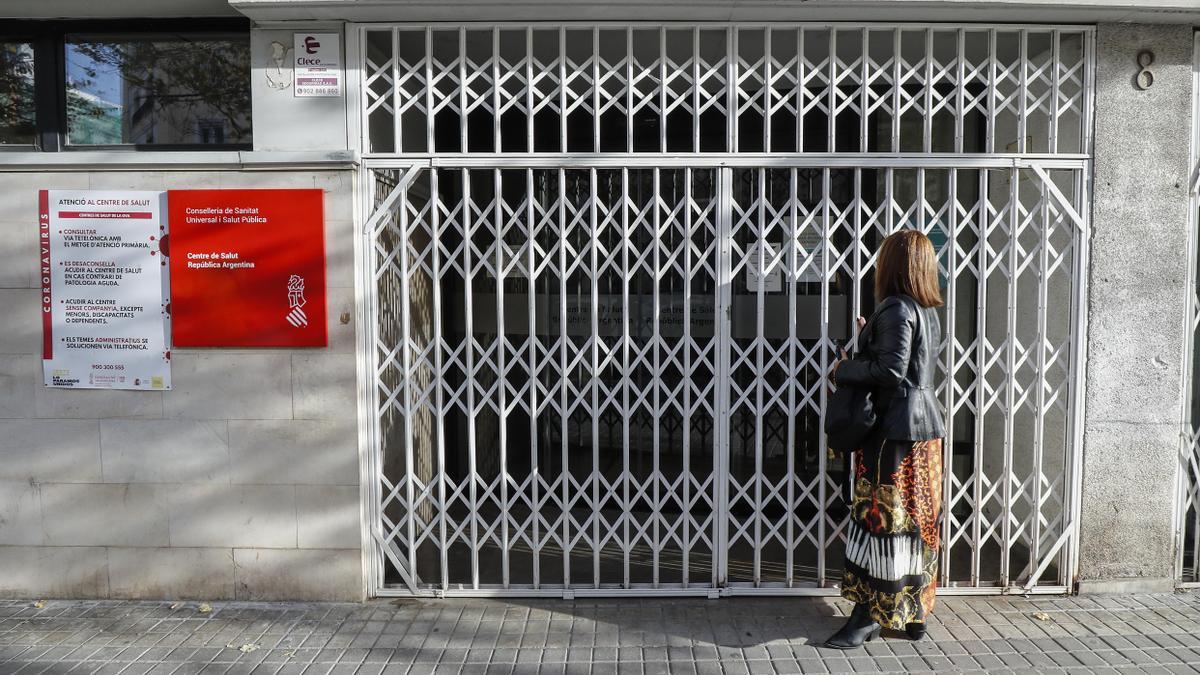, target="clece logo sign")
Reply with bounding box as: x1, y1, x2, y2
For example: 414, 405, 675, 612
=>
293, 32, 342, 98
